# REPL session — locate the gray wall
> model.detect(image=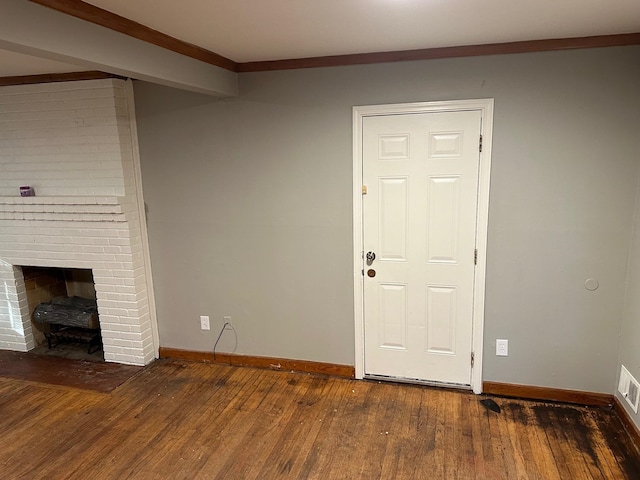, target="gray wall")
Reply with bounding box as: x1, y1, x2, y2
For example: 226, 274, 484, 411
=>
619, 173, 640, 428
134, 45, 640, 394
